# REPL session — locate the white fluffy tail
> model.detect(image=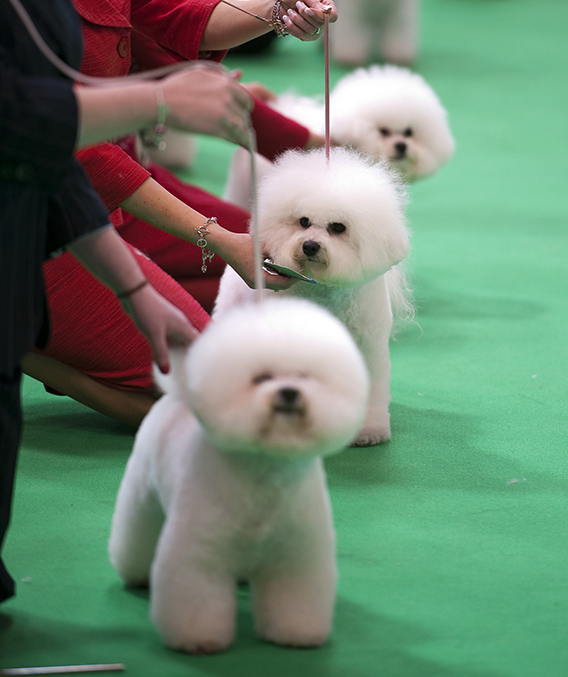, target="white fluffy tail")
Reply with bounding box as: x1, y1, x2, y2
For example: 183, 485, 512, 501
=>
386, 264, 415, 336
152, 346, 191, 402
